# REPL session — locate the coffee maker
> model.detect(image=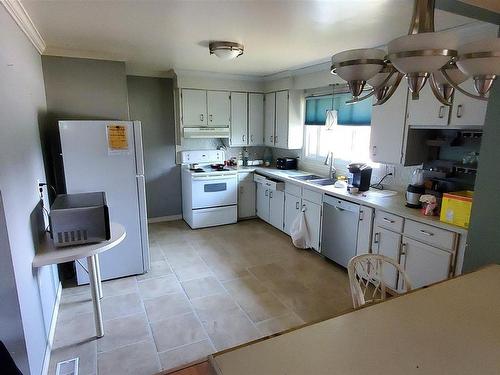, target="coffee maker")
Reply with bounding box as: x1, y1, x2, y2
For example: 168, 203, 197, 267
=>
406, 169, 425, 208
348, 163, 372, 192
